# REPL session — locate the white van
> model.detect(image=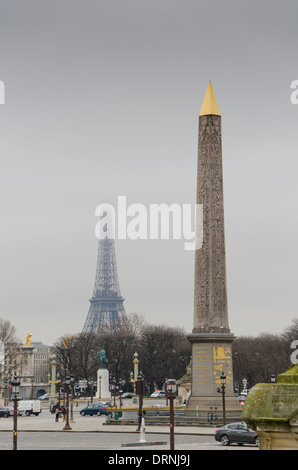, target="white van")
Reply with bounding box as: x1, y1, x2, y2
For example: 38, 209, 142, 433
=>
17, 400, 42, 416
